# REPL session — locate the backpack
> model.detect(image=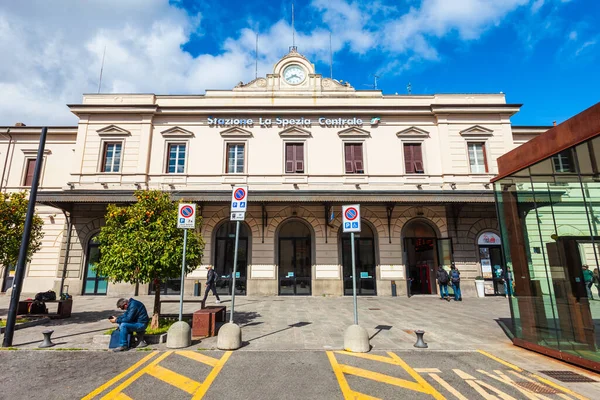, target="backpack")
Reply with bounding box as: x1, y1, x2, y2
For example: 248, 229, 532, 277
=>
451, 269, 460, 284
28, 300, 47, 314
438, 269, 449, 284
35, 290, 56, 302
